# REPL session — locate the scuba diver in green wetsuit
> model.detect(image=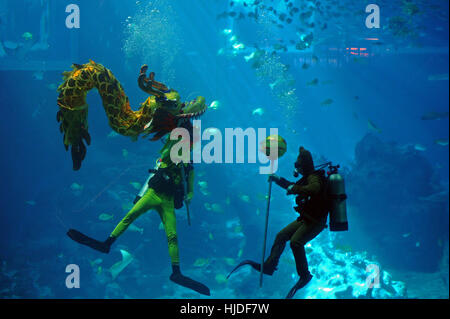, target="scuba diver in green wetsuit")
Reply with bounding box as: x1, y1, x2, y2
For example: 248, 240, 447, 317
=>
67, 119, 211, 296
228, 146, 347, 299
